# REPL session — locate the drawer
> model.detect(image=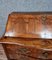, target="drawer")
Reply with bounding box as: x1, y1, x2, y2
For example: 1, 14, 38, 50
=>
3, 44, 38, 60
3, 44, 52, 60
